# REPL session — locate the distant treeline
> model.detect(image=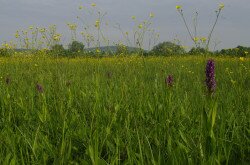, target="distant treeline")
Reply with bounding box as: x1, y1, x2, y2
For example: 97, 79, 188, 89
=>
0, 41, 249, 57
